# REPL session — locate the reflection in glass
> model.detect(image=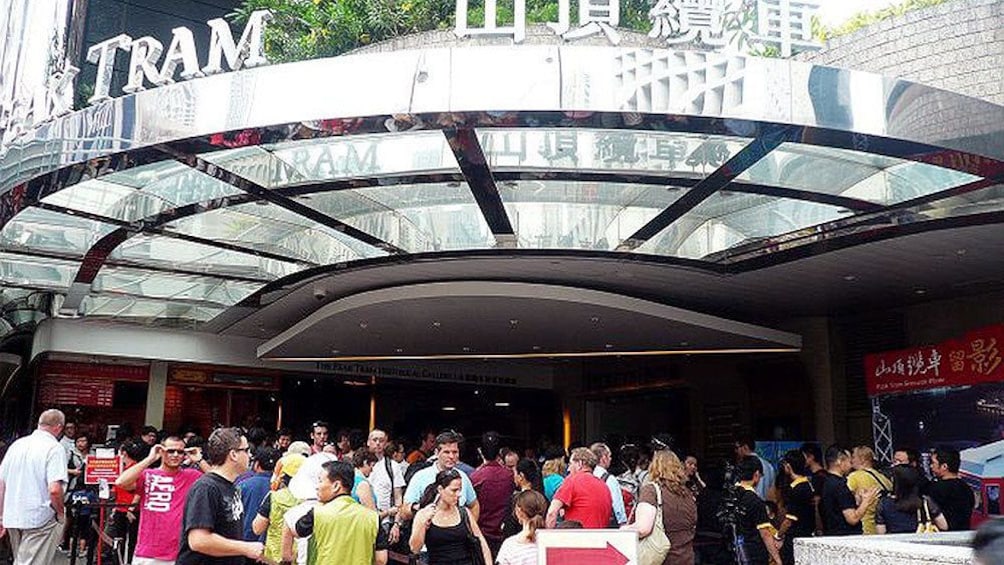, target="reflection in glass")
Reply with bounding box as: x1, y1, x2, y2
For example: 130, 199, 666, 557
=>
111, 235, 303, 280
81, 294, 223, 324
294, 183, 494, 253
0, 207, 117, 257
498, 180, 688, 250
94, 267, 261, 307
480, 129, 752, 178
203, 131, 459, 188
164, 202, 387, 265
0, 252, 78, 289
740, 143, 981, 205
636, 192, 853, 259
42, 161, 242, 222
